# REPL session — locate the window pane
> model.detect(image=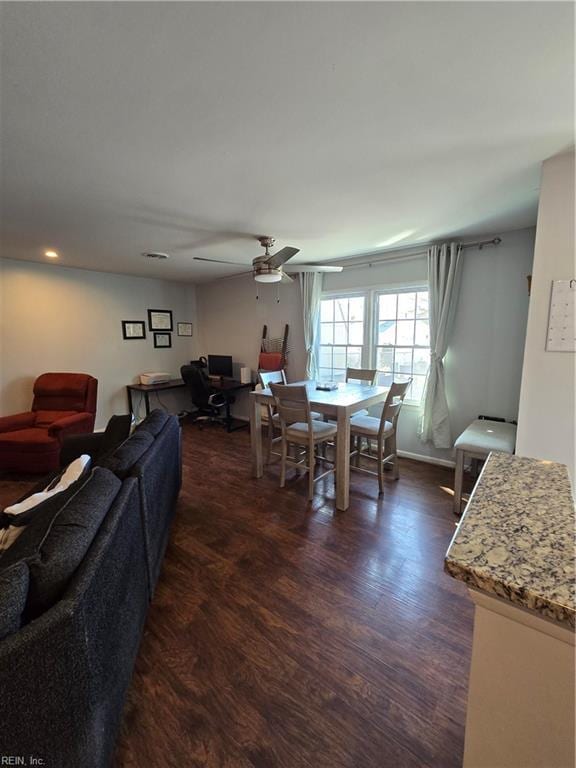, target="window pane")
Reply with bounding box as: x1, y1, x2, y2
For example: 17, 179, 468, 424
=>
377, 371, 394, 387
335, 298, 348, 323
394, 347, 413, 374
378, 320, 396, 345
377, 347, 394, 372
379, 293, 397, 319
413, 348, 430, 374
416, 292, 429, 319
333, 369, 346, 382
320, 323, 333, 345
346, 347, 362, 368
320, 299, 334, 322
333, 347, 347, 370
348, 322, 363, 345
319, 346, 332, 369
348, 297, 364, 322
334, 322, 347, 344
410, 374, 426, 402
415, 320, 430, 346
397, 292, 416, 319
396, 320, 414, 345
318, 368, 332, 381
